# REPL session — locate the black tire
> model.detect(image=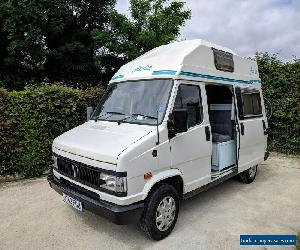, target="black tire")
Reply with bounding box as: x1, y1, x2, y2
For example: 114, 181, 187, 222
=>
239, 165, 257, 184
140, 183, 180, 241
